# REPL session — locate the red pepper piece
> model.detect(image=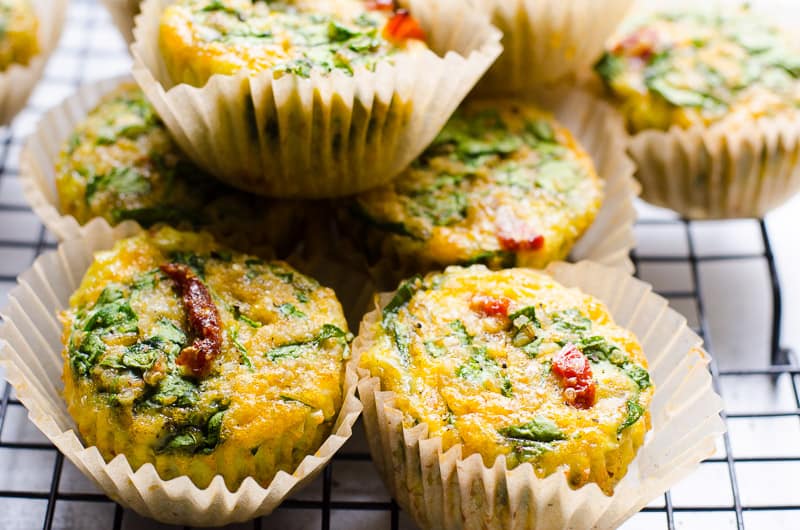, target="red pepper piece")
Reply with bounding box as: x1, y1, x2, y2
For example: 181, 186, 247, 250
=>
495, 207, 546, 252
366, 0, 395, 10
470, 294, 510, 318
498, 233, 545, 252
613, 27, 658, 61
552, 343, 596, 409
160, 262, 222, 378
384, 9, 426, 42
